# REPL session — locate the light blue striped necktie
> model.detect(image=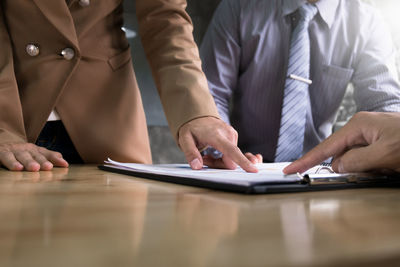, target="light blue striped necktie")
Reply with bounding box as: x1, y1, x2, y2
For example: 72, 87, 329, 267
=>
274, 3, 318, 162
